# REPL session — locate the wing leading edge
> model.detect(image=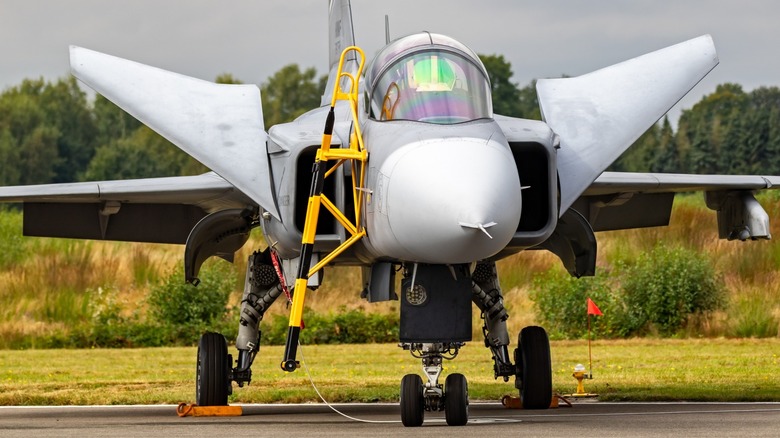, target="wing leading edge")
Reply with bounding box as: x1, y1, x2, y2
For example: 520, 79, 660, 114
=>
69, 46, 279, 220
538, 35, 719, 216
